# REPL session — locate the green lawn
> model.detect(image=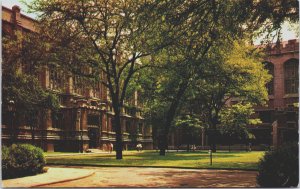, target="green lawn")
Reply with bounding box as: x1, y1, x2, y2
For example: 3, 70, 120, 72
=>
45, 150, 265, 170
